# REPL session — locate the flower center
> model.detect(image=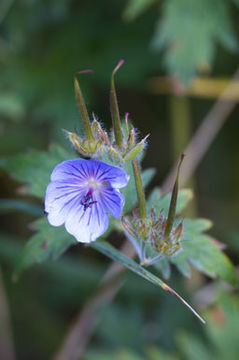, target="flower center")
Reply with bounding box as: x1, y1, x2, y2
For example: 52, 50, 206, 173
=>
87, 177, 101, 189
